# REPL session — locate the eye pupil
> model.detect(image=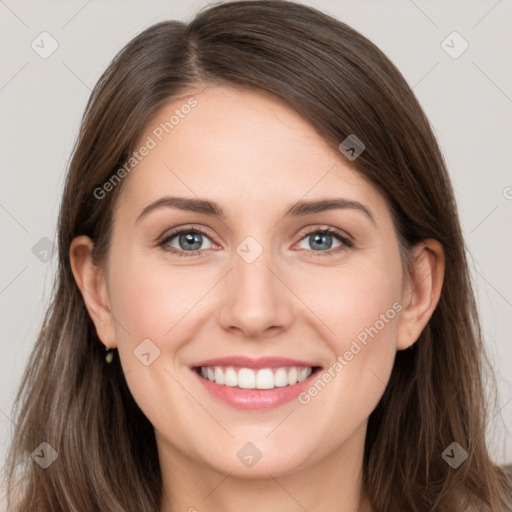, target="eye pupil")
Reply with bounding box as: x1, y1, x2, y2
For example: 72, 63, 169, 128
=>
180, 232, 202, 250
310, 233, 332, 251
